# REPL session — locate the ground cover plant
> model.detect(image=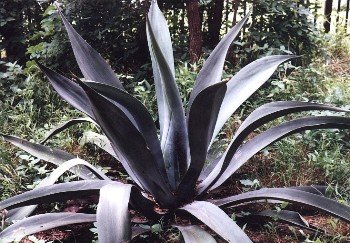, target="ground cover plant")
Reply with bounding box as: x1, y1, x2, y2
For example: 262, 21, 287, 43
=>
0, 1, 350, 242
